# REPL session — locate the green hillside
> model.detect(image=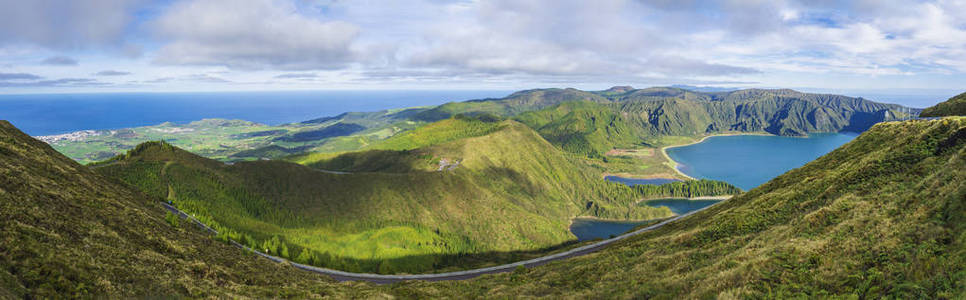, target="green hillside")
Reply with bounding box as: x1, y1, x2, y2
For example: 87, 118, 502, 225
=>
2, 117, 962, 298
395, 117, 966, 298
413, 88, 609, 121
920, 92, 966, 117
515, 88, 915, 158
95, 118, 739, 274
43, 87, 915, 167
0, 121, 375, 298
